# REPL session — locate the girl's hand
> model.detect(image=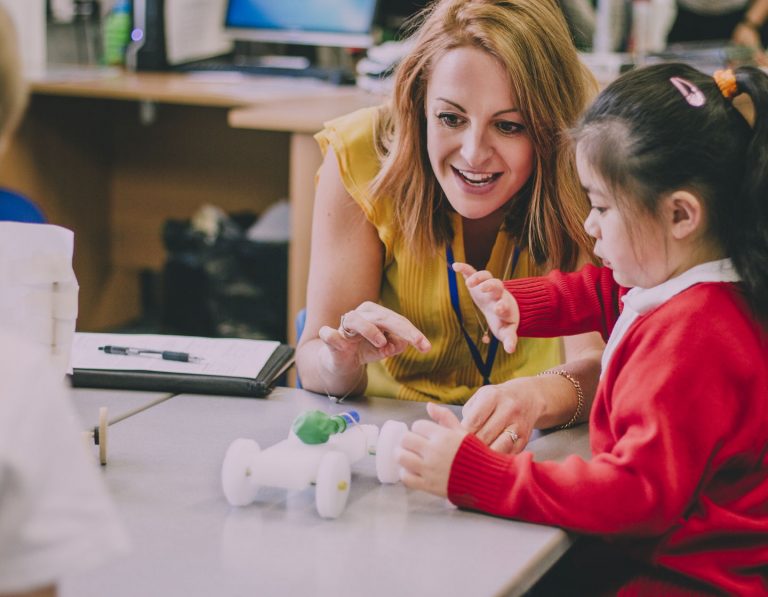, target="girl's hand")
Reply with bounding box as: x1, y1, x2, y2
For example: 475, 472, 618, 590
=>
452, 262, 520, 353
317, 301, 431, 371
397, 402, 468, 498
461, 377, 543, 454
